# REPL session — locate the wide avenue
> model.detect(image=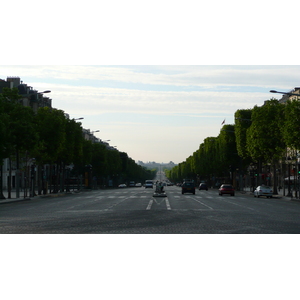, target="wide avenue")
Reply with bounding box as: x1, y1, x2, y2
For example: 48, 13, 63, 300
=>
1, 185, 300, 233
